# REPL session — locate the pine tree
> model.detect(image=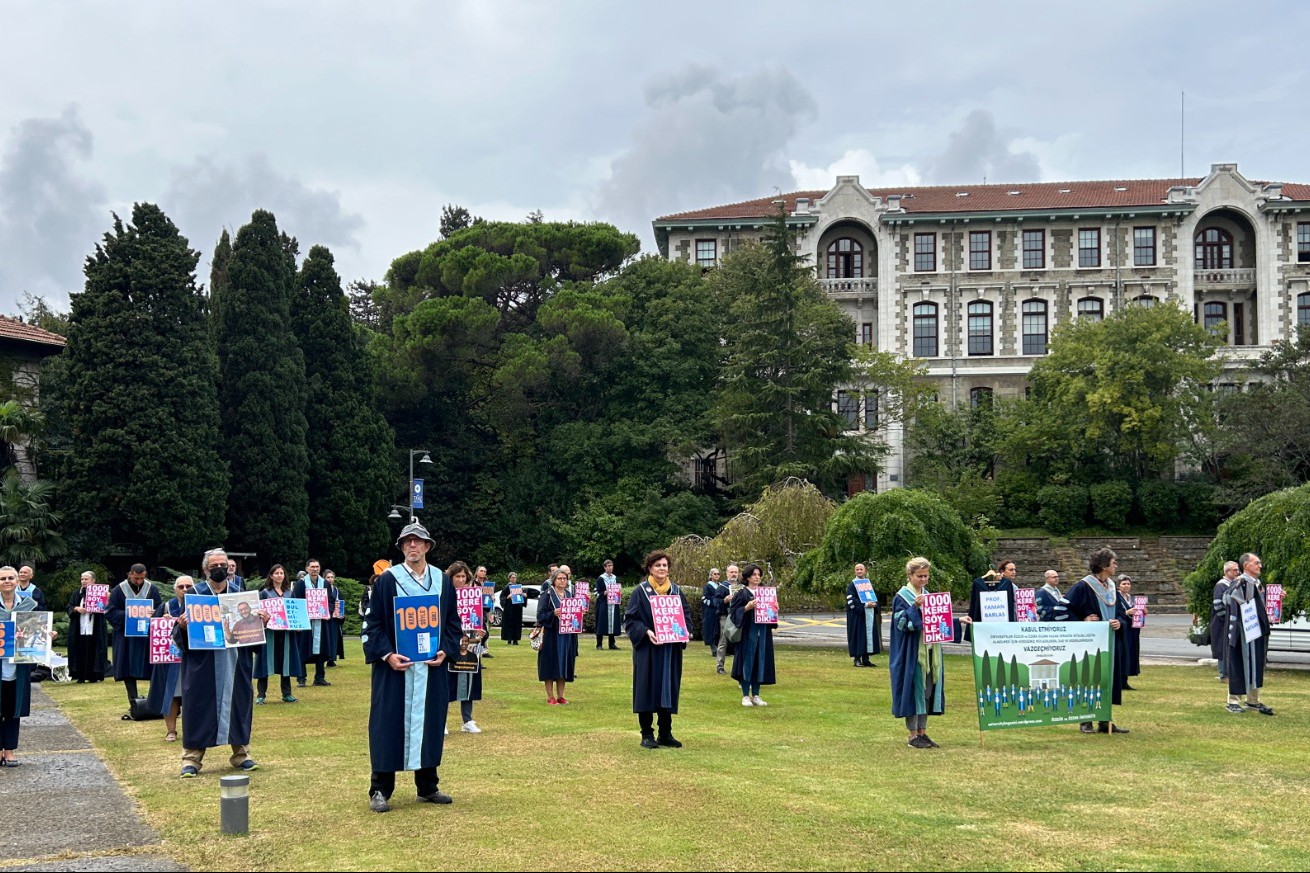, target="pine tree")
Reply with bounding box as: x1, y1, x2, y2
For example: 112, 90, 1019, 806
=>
60, 203, 228, 563
291, 245, 394, 574
215, 210, 309, 568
